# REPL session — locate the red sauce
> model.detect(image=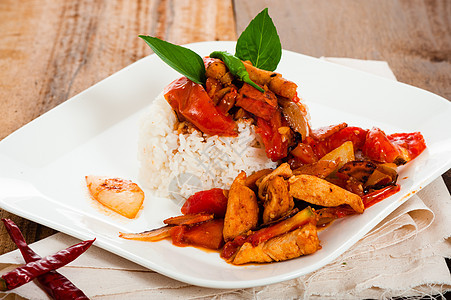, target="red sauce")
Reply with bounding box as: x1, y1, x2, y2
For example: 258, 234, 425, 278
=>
362, 184, 401, 208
